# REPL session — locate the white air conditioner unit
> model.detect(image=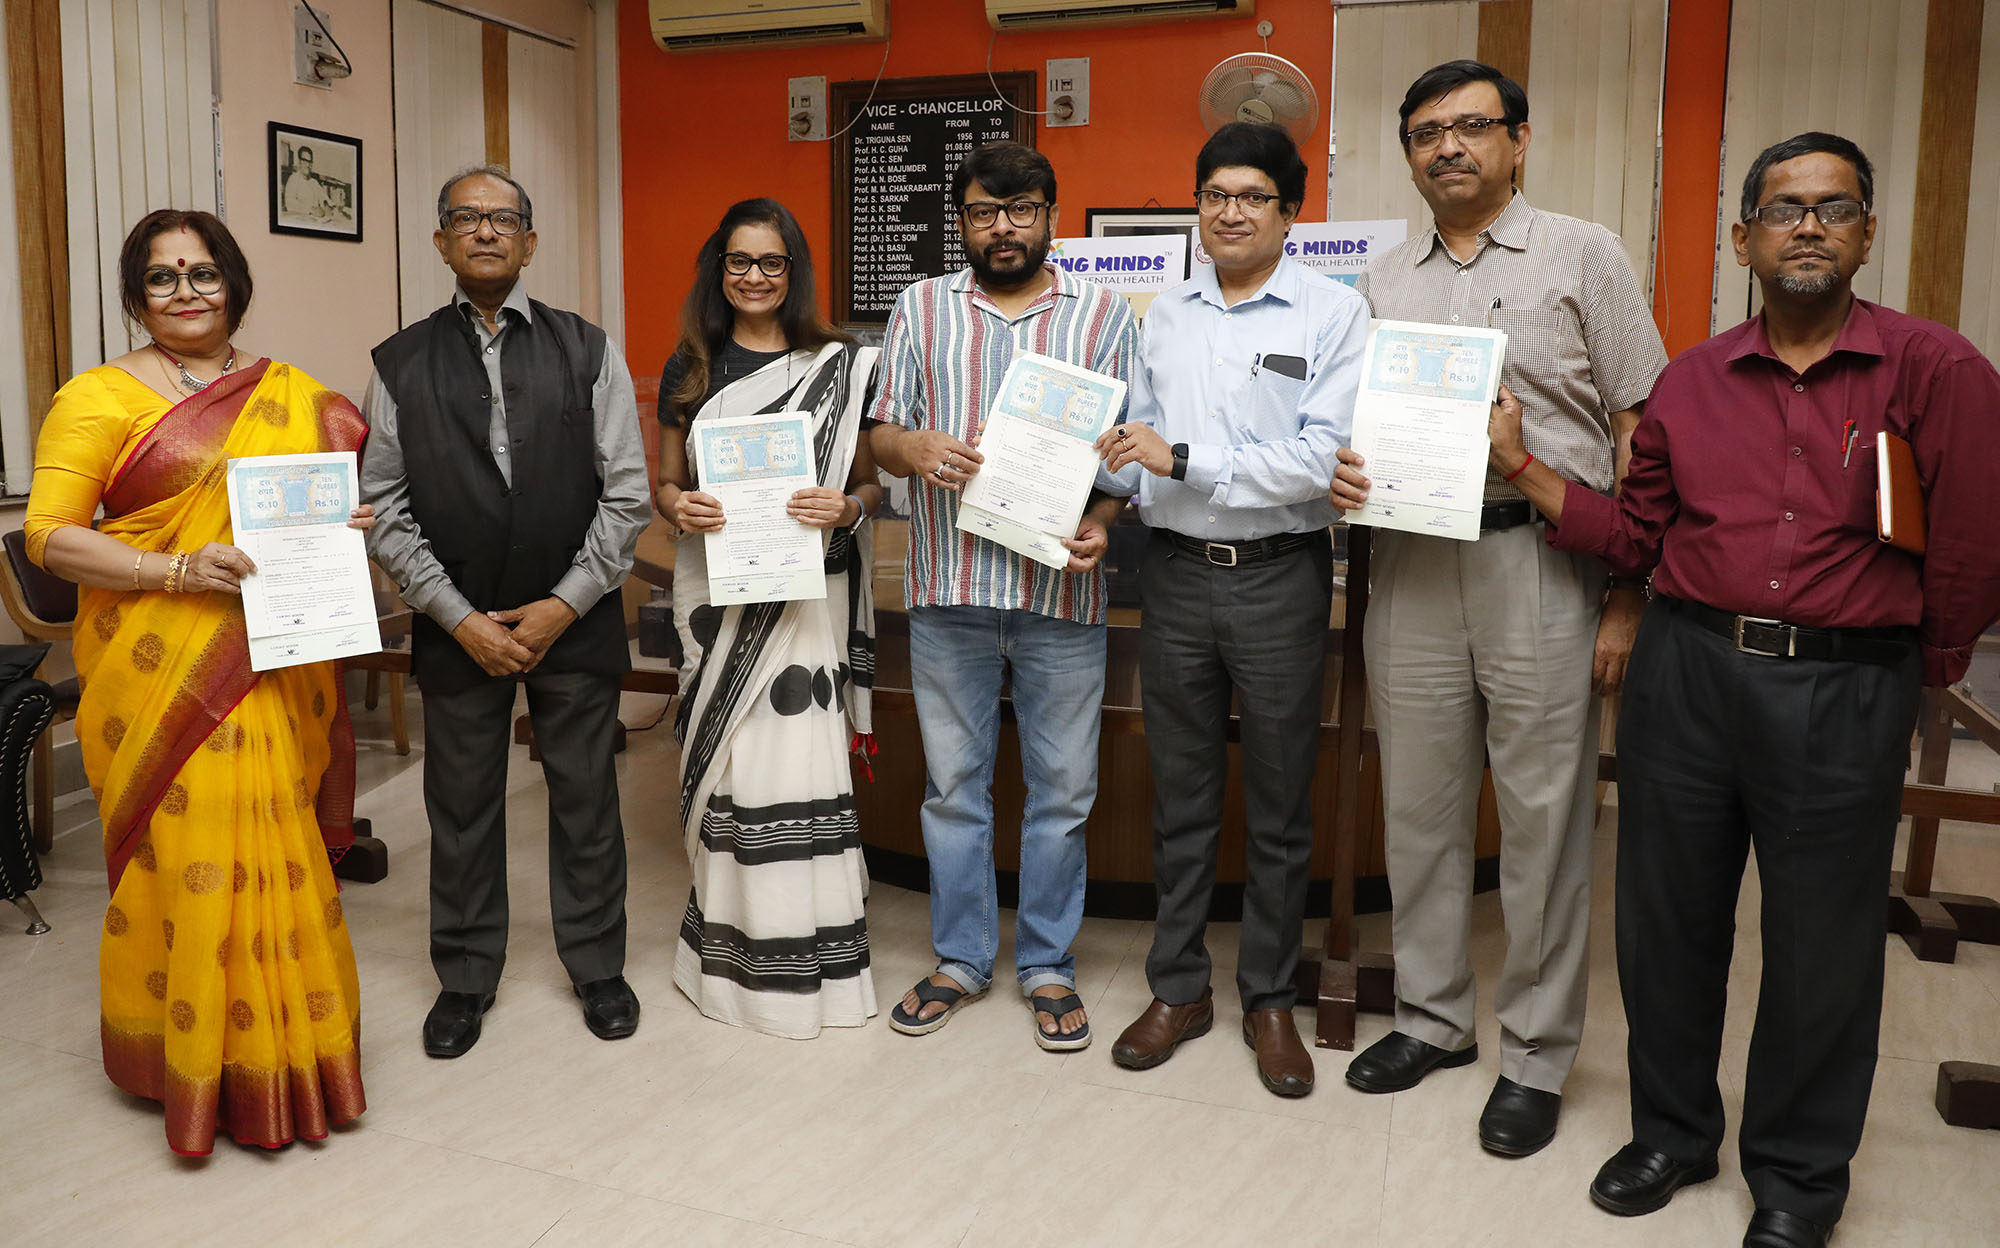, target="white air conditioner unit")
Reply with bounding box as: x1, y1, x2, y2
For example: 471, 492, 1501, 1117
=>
650, 0, 888, 54
985, 0, 1252, 31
